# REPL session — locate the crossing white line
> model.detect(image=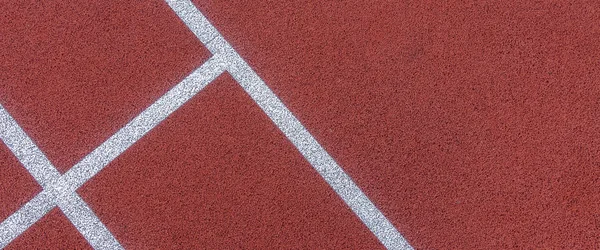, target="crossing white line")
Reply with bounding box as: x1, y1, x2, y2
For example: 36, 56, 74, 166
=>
0, 105, 122, 250
1, 1, 413, 249
165, 1, 413, 249
0, 56, 226, 249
